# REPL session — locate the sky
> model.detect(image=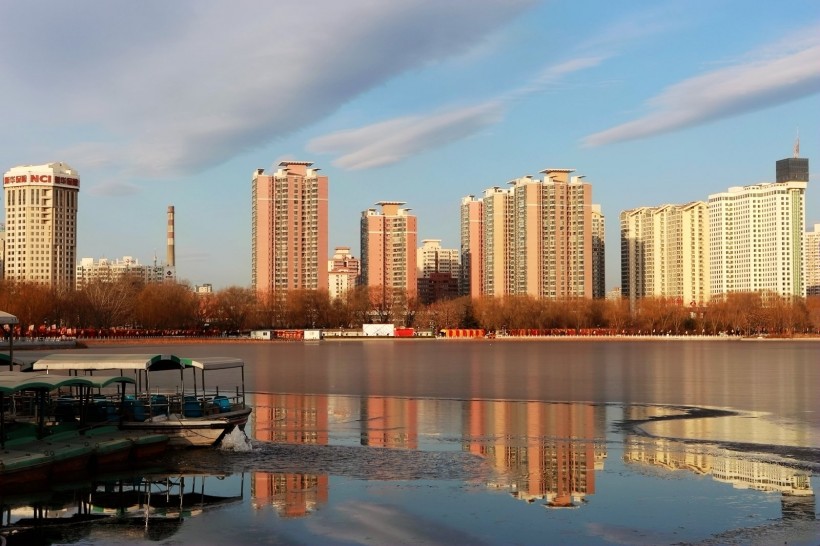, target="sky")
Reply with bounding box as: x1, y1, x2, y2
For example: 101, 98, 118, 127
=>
1, 0, 819, 290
